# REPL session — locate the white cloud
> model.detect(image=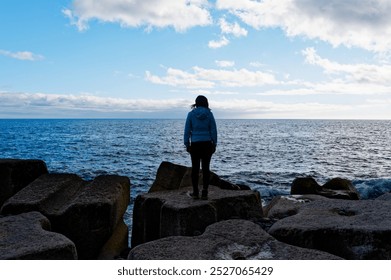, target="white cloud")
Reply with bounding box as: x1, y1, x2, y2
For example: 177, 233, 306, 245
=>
260, 81, 391, 96
2, 91, 390, 119
0, 50, 44, 61
215, 60, 235, 67
208, 36, 230, 49
146, 66, 279, 88
145, 68, 215, 88
303, 47, 391, 84
208, 18, 247, 49
212, 98, 355, 119
249, 61, 265, 68
0, 91, 189, 113
63, 0, 212, 32
216, 0, 391, 53
0, 91, 347, 119
190, 89, 239, 96
218, 18, 247, 37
